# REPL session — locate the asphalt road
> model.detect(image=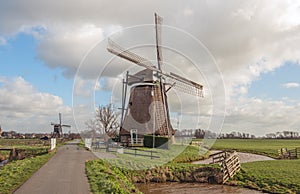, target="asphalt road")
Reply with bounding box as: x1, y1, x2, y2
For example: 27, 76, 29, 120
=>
14, 140, 96, 194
